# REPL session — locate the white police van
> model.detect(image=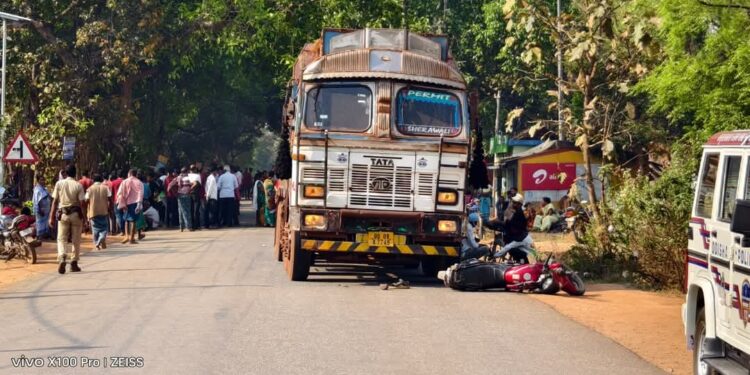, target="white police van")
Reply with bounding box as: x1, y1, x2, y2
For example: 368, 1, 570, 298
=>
684, 130, 750, 374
